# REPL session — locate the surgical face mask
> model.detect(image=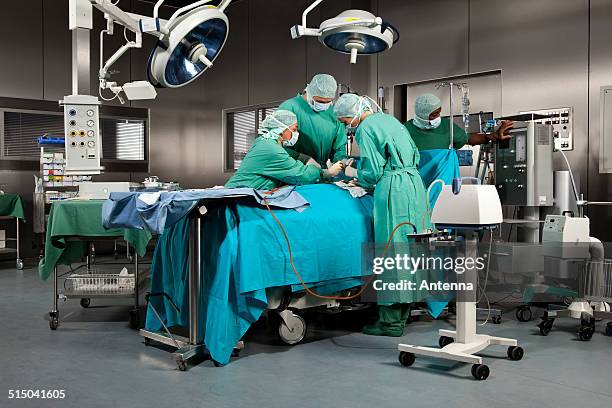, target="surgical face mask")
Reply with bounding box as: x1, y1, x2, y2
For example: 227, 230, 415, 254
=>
413, 115, 441, 130
282, 130, 300, 147
311, 100, 332, 112
430, 116, 442, 129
